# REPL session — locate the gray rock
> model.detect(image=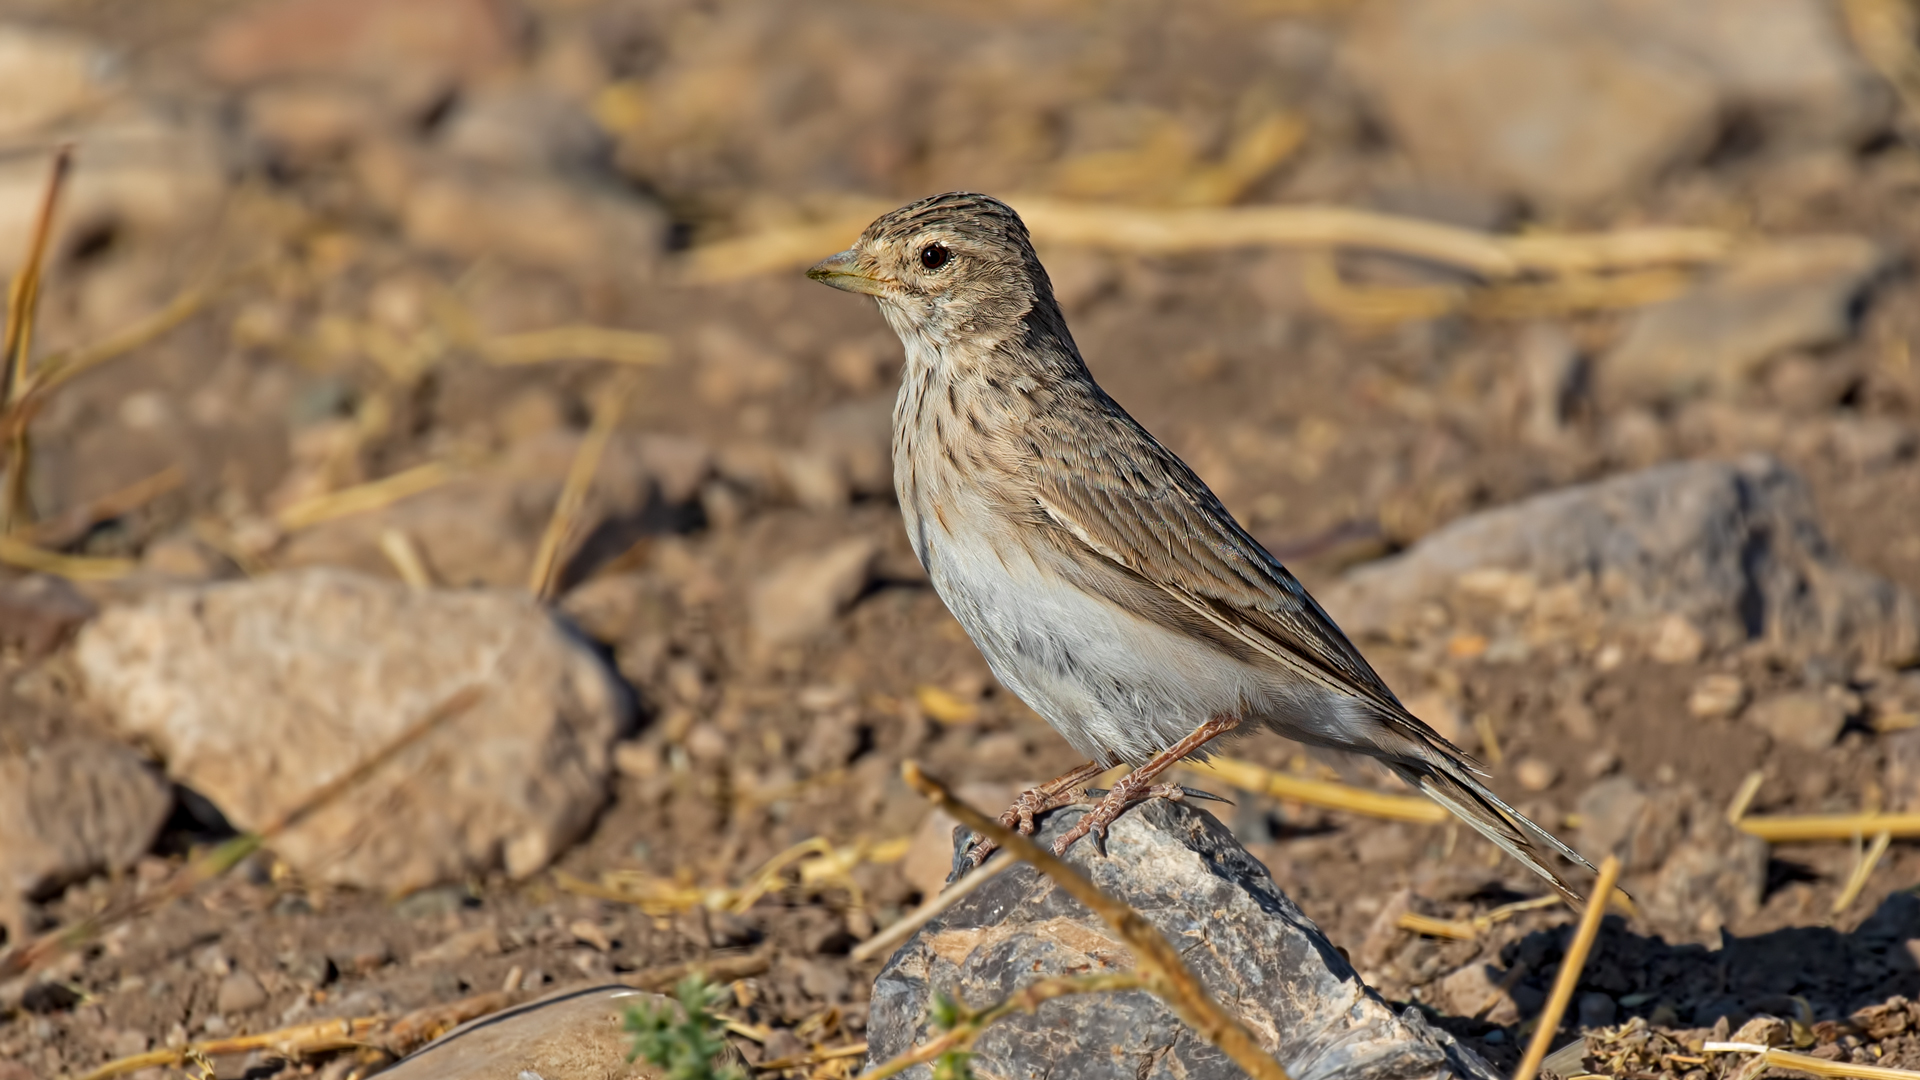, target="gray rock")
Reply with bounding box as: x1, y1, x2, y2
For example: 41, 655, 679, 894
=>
0, 739, 171, 942
1746, 690, 1850, 751
0, 575, 96, 659
215, 970, 269, 1016
749, 537, 879, 649
1343, 0, 1718, 214
1599, 237, 1886, 405
867, 801, 1498, 1080
74, 568, 630, 893
382, 984, 687, 1080
355, 132, 667, 279
1321, 456, 1920, 667
1343, 0, 1887, 213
